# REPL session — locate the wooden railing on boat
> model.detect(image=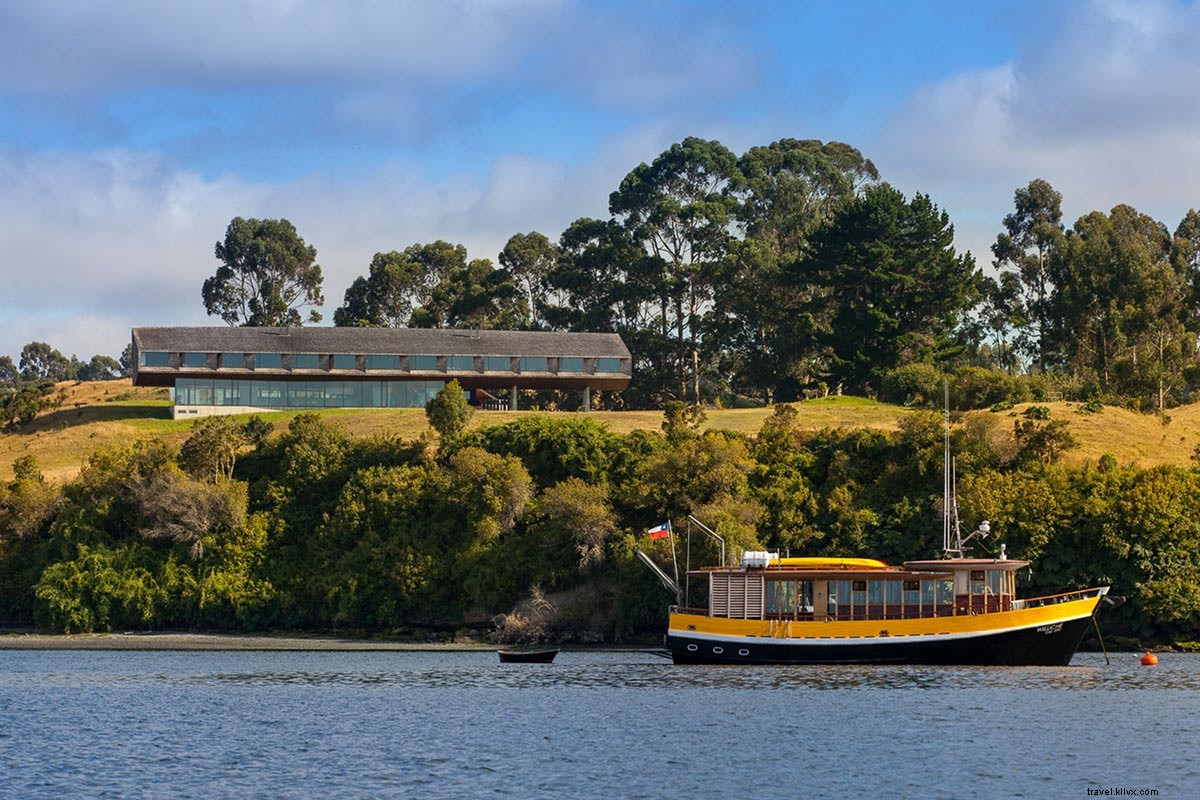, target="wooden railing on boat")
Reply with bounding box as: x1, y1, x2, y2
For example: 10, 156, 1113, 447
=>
1010, 587, 1106, 610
